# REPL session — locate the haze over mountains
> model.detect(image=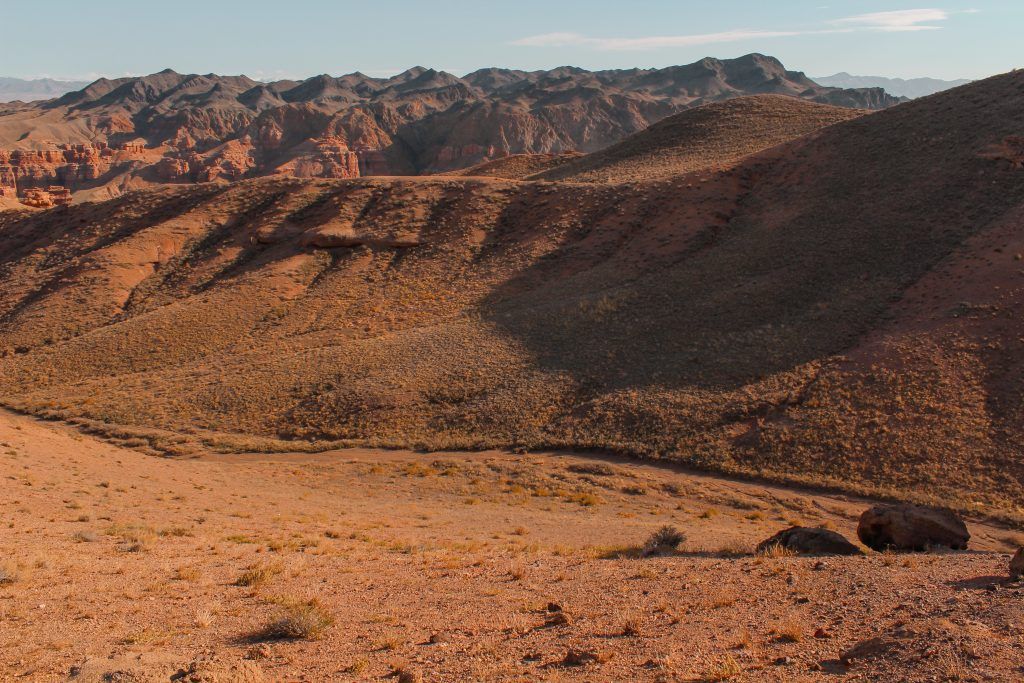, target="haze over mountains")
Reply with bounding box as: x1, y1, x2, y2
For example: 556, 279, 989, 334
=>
814, 72, 973, 99
0, 76, 90, 103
